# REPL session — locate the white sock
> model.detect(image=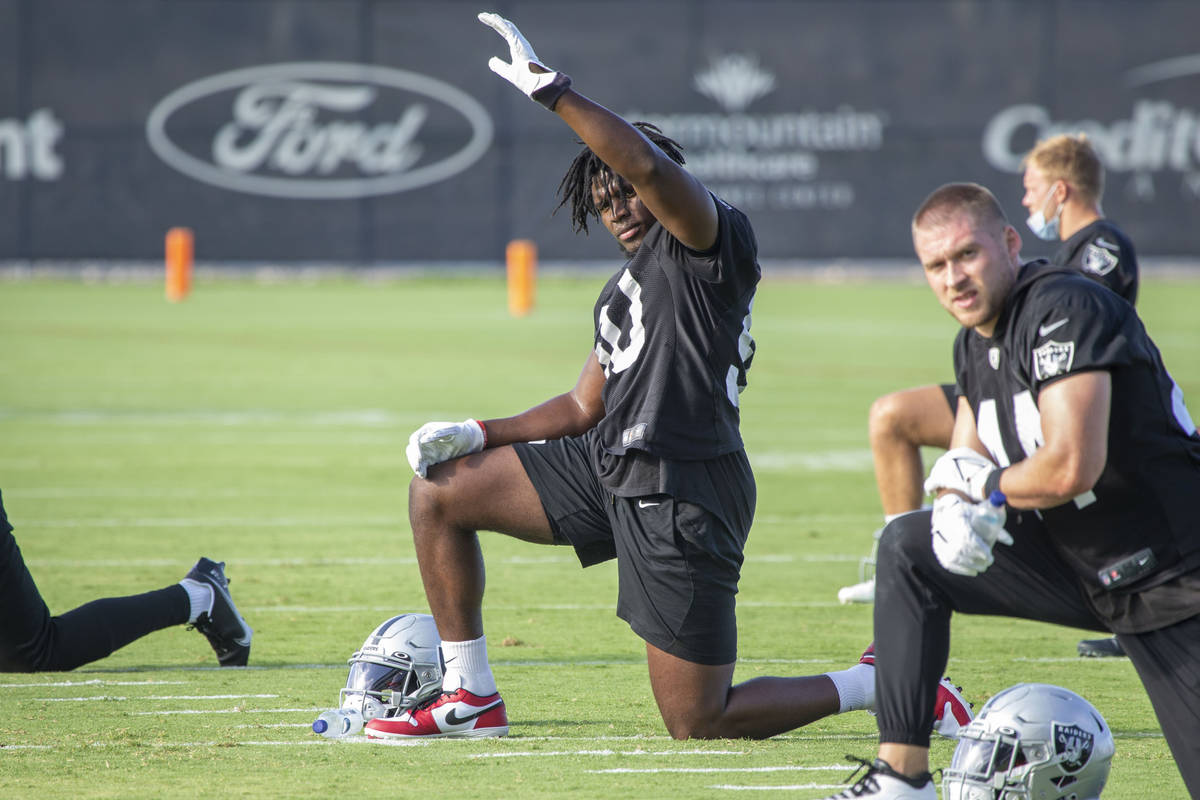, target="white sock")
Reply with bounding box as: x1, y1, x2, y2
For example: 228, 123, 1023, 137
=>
884, 505, 929, 524
825, 663, 875, 713
179, 578, 213, 624
439, 636, 497, 696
